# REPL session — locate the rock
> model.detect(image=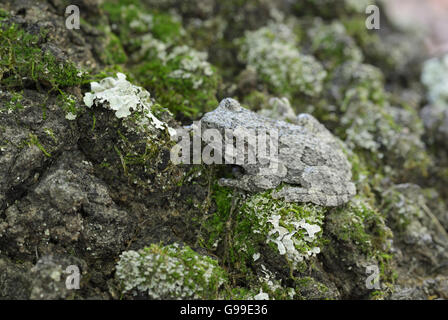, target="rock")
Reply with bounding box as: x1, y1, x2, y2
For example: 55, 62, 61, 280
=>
391, 276, 448, 300
0, 256, 32, 299
0, 0, 448, 300
0, 151, 136, 260
30, 255, 87, 300
382, 184, 448, 298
